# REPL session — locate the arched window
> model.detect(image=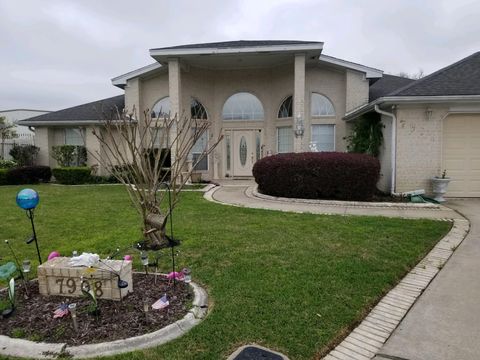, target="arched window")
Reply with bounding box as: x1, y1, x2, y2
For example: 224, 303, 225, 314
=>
151, 97, 170, 118
191, 99, 208, 119
151, 97, 208, 119
222, 92, 264, 121
311, 93, 335, 116
278, 96, 293, 118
